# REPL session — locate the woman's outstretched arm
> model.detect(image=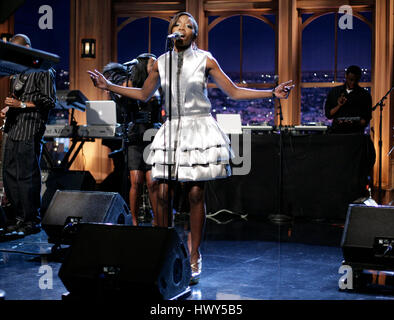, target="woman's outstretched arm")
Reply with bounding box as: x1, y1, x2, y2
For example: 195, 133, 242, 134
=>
88, 60, 160, 102
207, 56, 294, 100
